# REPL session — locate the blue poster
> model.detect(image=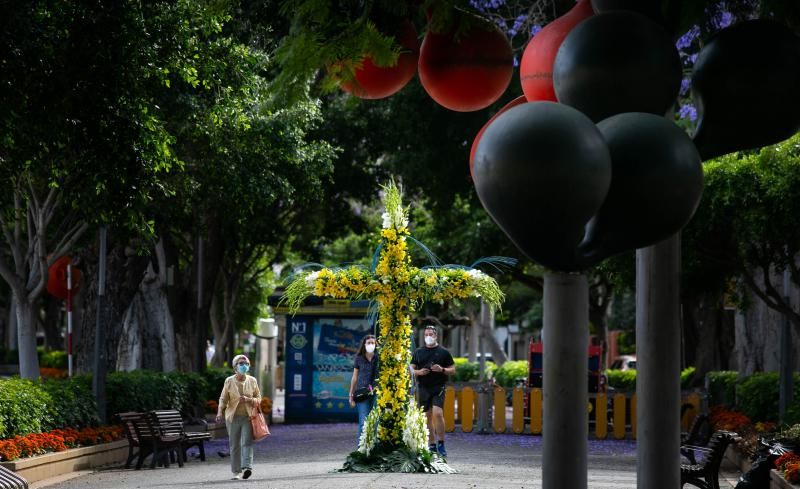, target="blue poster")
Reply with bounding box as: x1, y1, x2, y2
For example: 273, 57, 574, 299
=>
284, 315, 374, 422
